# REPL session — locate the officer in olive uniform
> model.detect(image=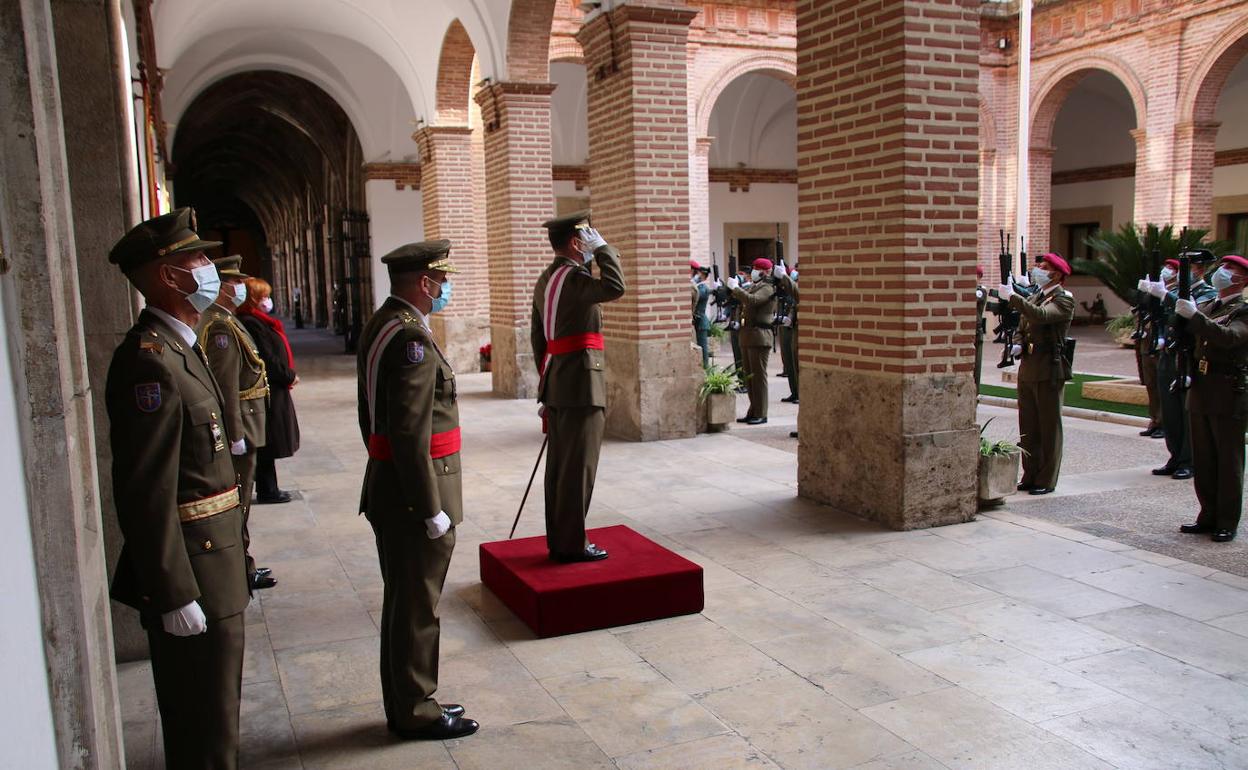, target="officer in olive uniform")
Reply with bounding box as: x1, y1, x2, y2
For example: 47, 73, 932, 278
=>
999, 252, 1075, 495
775, 262, 799, 403
356, 241, 478, 740
197, 255, 276, 590
1174, 254, 1248, 542
727, 257, 778, 425
106, 208, 250, 769
531, 211, 626, 562
691, 261, 712, 367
